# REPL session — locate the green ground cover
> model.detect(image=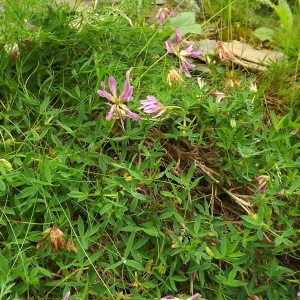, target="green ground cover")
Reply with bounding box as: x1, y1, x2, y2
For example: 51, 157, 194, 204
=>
0, 0, 300, 299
